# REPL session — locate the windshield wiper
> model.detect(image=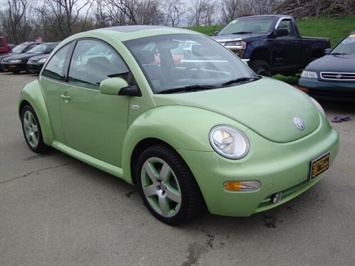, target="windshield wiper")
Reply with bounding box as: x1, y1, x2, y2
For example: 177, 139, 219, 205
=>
158, 84, 216, 94
330, 52, 347, 55
232, 31, 252, 34
222, 77, 260, 86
